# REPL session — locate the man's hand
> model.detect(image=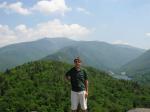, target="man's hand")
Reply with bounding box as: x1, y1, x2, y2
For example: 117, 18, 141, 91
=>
85, 91, 88, 98
84, 80, 88, 98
